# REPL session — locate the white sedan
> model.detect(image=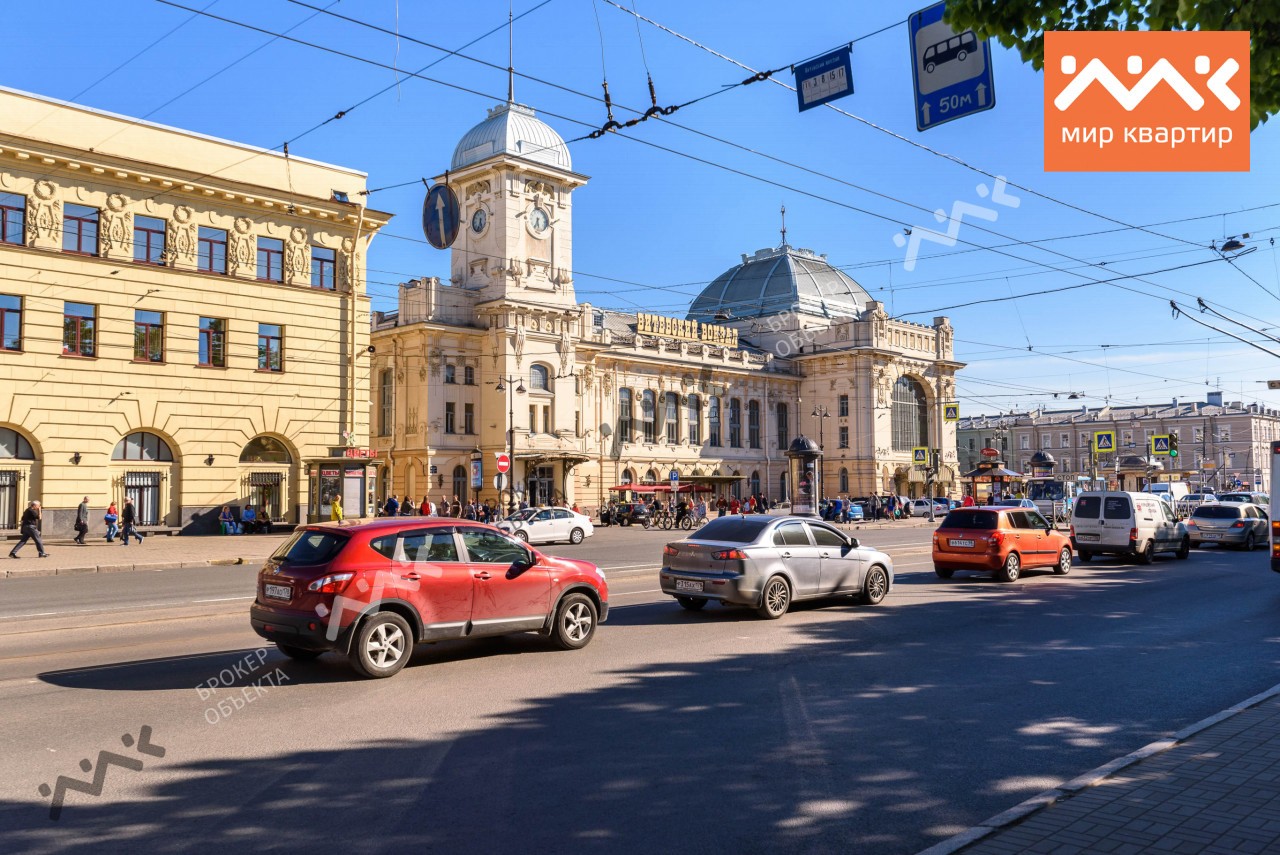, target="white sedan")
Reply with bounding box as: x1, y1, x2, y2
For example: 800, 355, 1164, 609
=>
497, 507, 595, 545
